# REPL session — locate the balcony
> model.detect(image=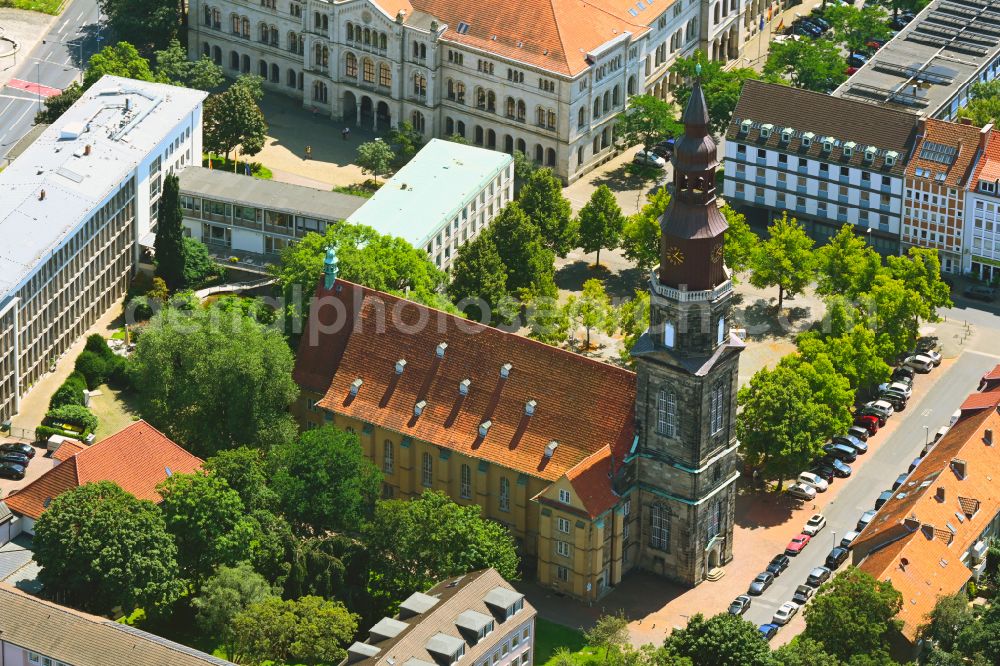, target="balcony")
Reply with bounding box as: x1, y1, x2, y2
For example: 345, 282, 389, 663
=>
203, 210, 230, 224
